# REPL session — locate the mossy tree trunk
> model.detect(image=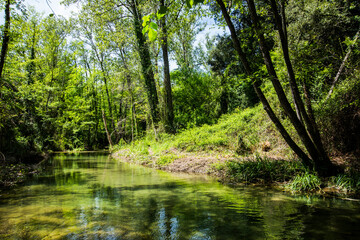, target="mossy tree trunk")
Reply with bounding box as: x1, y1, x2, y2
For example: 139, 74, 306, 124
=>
0, 0, 11, 88
131, 0, 160, 125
